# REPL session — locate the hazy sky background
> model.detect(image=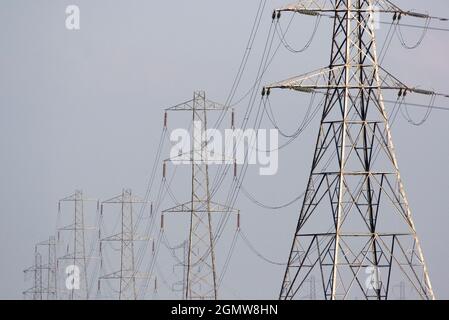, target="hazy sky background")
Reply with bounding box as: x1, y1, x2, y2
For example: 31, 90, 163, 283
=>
0, 0, 448, 299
